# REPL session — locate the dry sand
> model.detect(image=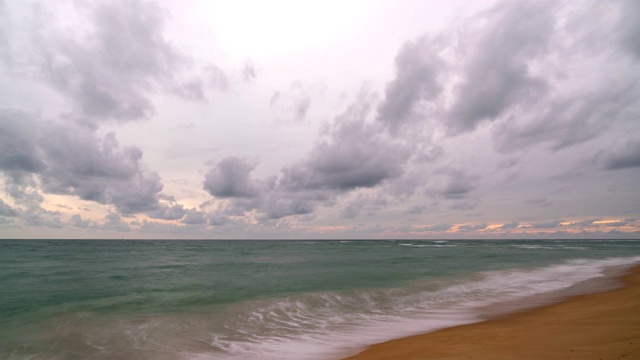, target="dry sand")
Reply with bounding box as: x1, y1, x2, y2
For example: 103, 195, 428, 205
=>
342, 265, 640, 360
